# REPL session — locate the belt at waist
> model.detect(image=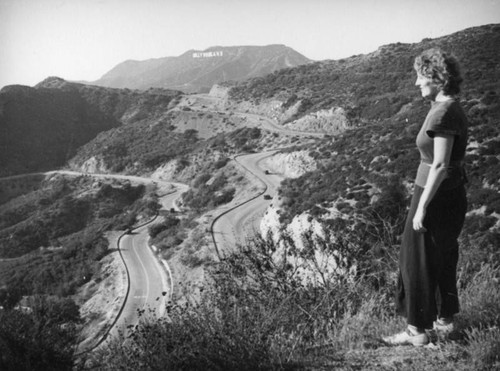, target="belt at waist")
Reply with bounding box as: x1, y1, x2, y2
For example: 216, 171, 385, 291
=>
416, 160, 467, 188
